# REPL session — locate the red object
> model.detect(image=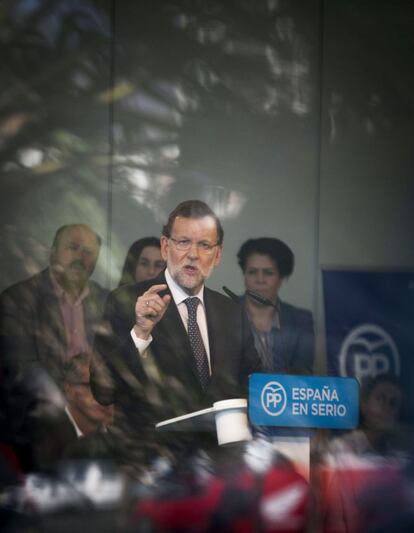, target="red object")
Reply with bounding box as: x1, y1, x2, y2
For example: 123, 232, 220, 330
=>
133, 465, 309, 532
317, 457, 408, 533
0, 442, 24, 483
